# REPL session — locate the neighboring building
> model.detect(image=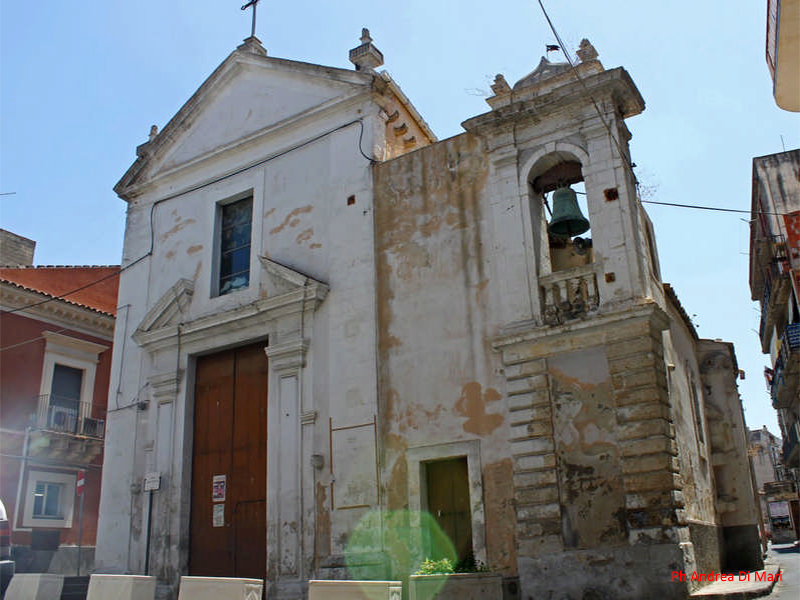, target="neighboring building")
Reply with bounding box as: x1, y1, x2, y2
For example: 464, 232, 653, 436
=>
750, 427, 784, 490
749, 148, 800, 540
97, 33, 761, 599
0, 229, 118, 575
749, 426, 798, 542
766, 0, 800, 111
